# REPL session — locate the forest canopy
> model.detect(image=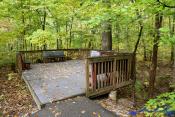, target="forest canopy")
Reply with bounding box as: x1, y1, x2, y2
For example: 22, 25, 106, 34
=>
0, 0, 174, 52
